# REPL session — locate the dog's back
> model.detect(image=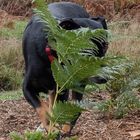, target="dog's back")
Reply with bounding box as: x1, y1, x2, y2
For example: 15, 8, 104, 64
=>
48, 2, 89, 19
